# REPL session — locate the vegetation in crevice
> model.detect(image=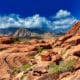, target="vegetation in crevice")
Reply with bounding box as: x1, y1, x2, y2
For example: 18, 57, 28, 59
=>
60, 50, 67, 56
20, 74, 27, 80
37, 46, 44, 53
47, 59, 76, 75
12, 63, 32, 75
